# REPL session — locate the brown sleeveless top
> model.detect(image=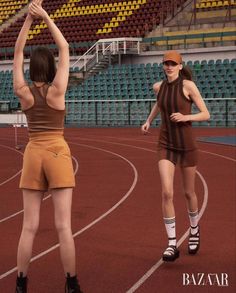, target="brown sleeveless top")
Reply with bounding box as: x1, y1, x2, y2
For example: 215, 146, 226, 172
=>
157, 77, 197, 151
23, 84, 65, 134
